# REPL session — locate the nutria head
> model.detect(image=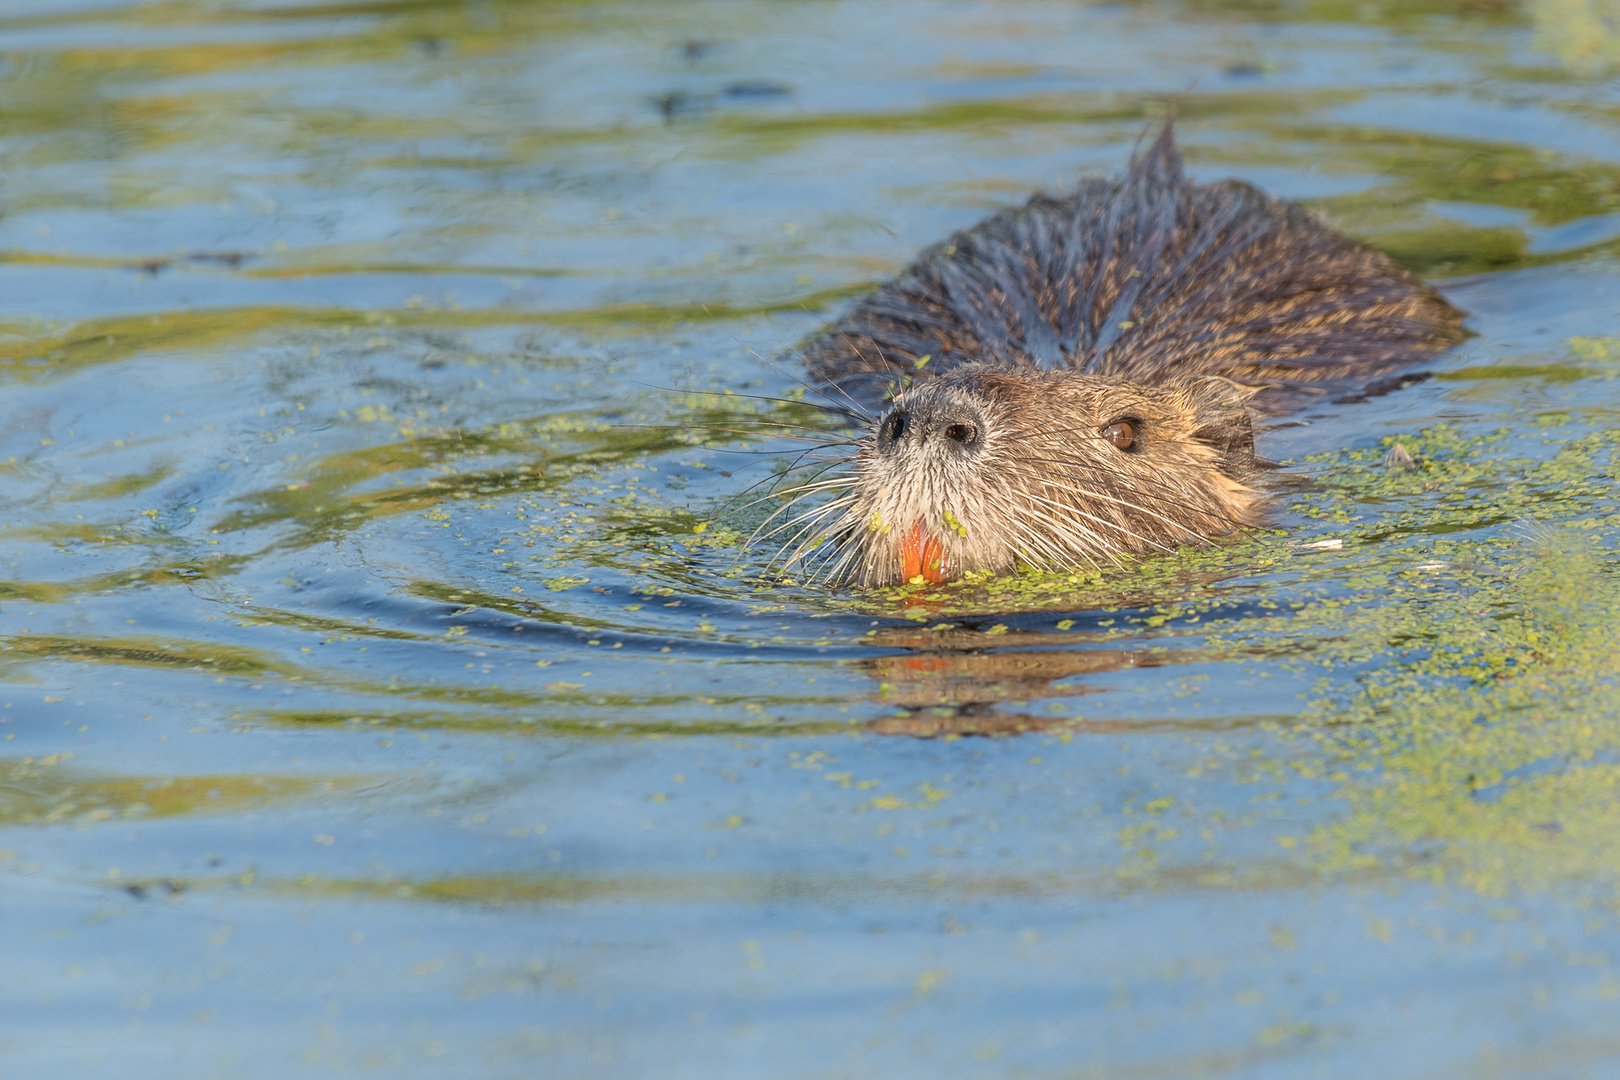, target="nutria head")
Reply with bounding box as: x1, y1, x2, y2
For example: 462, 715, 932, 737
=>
783, 368, 1267, 586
